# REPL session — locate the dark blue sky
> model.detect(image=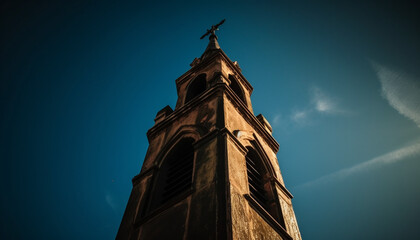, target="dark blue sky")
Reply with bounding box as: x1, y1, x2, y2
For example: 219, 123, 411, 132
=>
2, 1, 420, 239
